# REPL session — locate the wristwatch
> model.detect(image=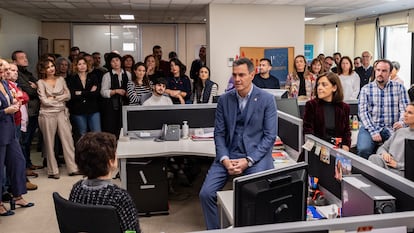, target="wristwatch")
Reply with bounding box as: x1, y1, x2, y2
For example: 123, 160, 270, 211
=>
246, 157, 254, 167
